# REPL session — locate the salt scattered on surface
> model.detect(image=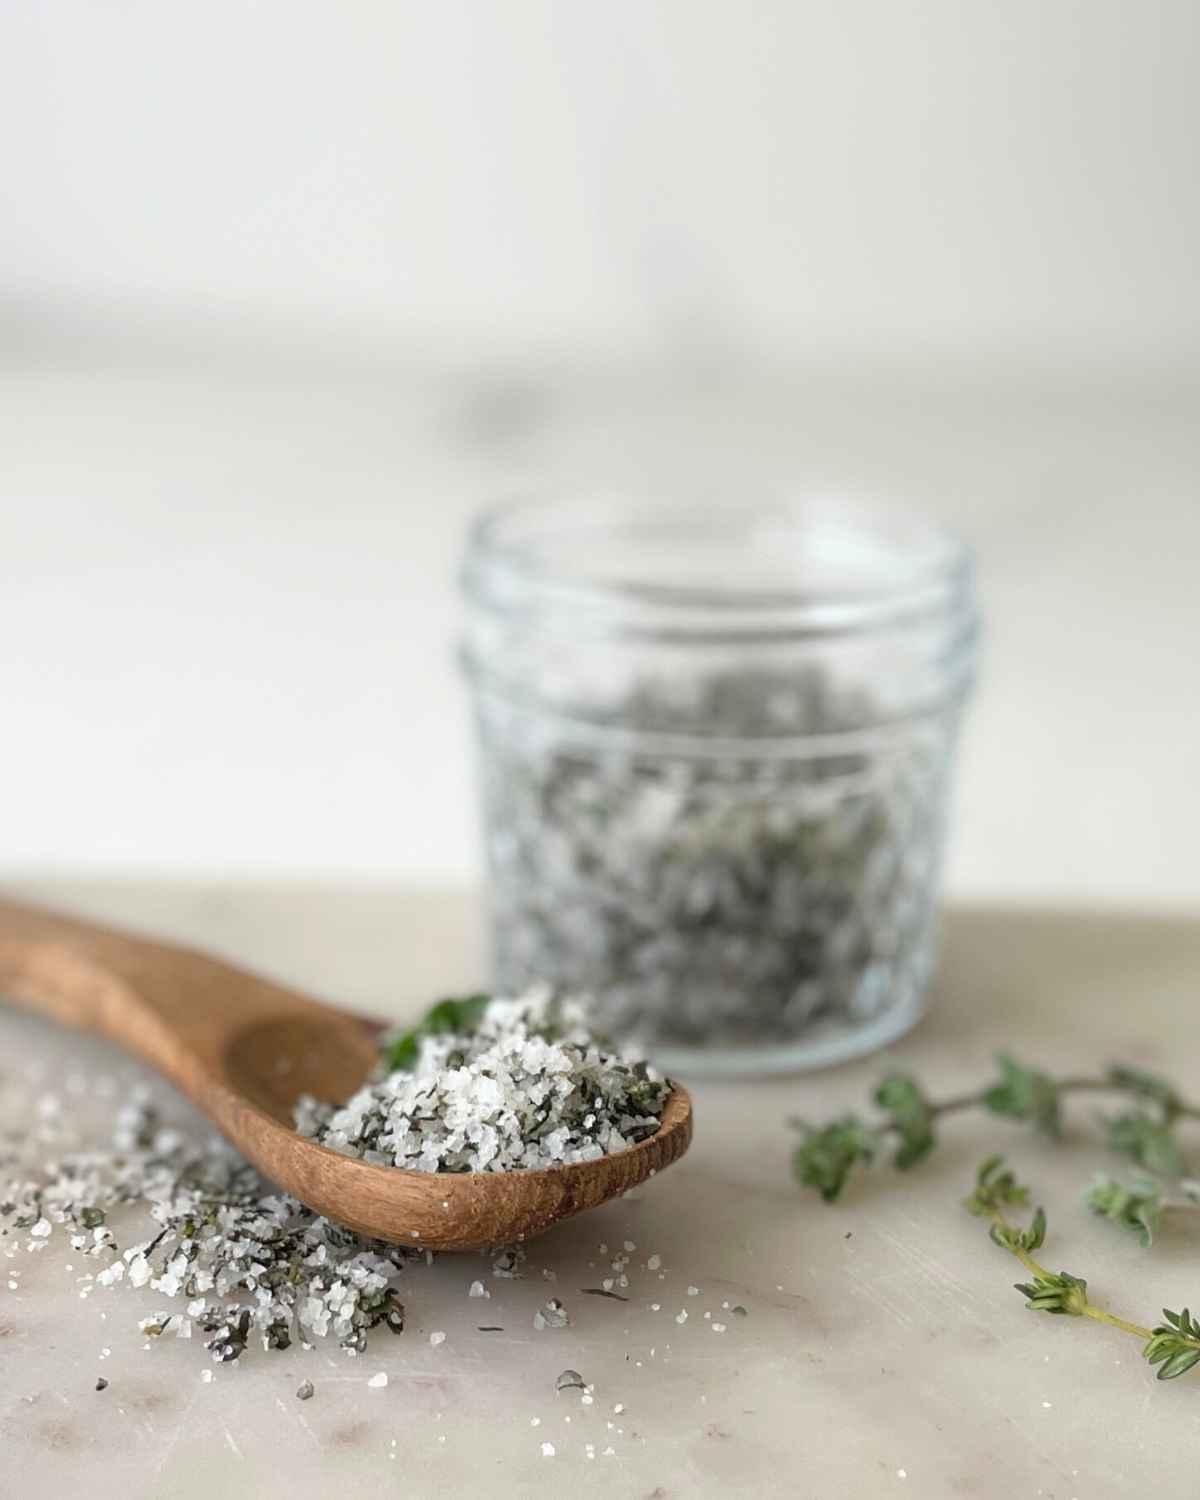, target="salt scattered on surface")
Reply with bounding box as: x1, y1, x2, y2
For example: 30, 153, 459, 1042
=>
468, 1280, 489, 1298
534, 1298, 569, 1330
0, 1091, 414, 1364
367, 1372, 388, 1388
430, 1331, 446, 1346
541, 1442, 556, 1458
